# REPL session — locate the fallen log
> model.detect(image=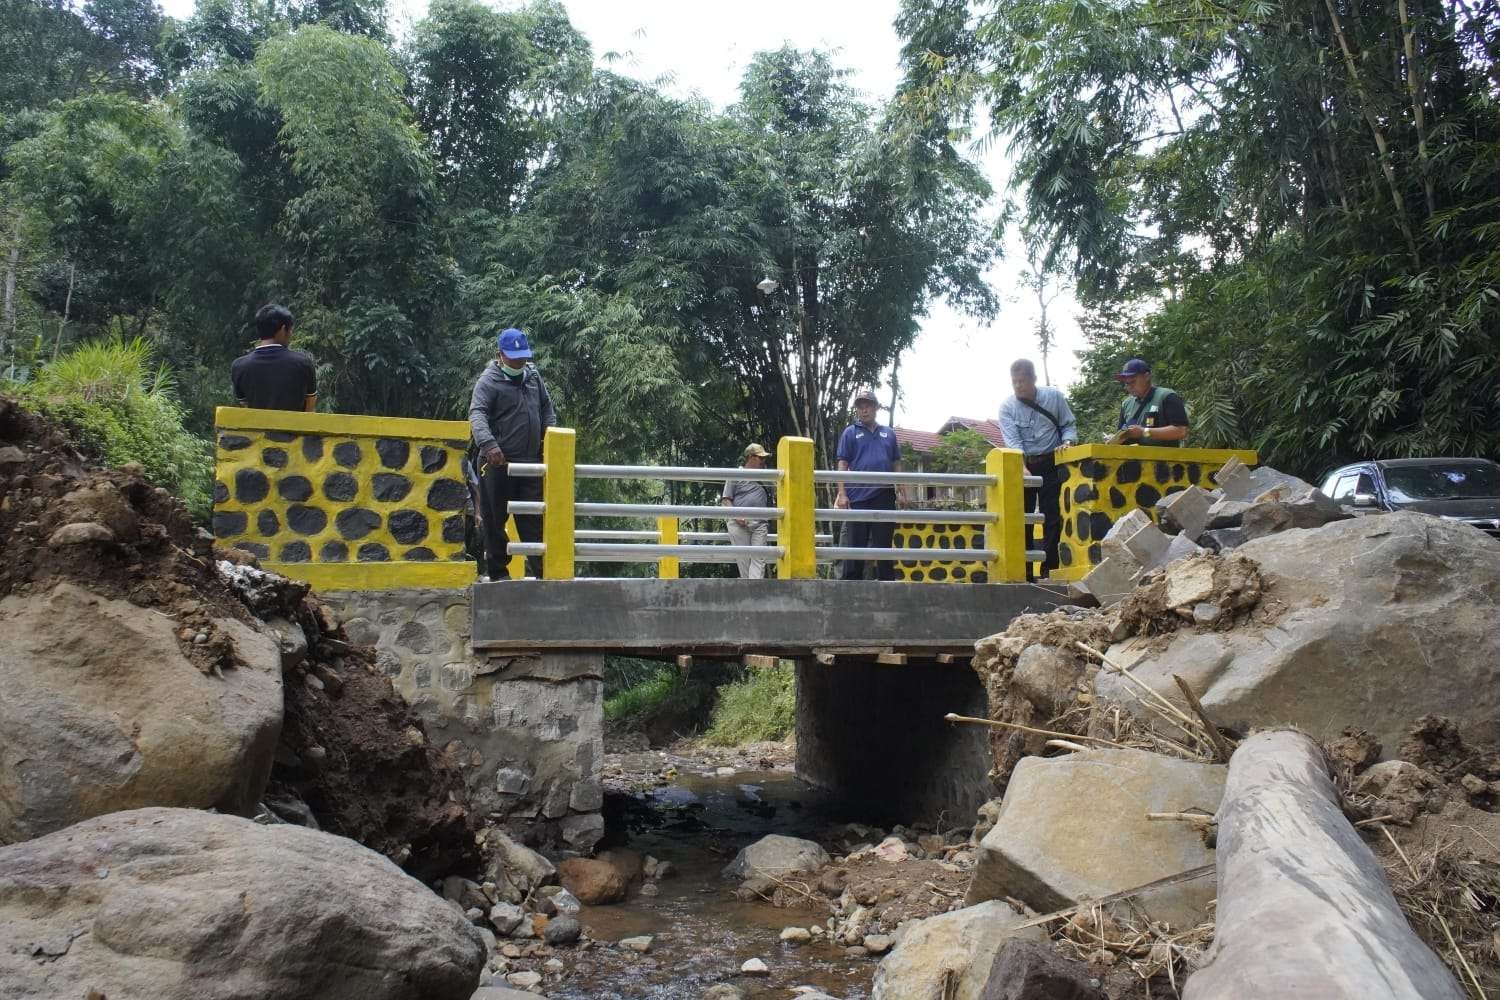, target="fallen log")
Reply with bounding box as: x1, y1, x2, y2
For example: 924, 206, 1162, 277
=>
1183, 730, 1464, 1000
